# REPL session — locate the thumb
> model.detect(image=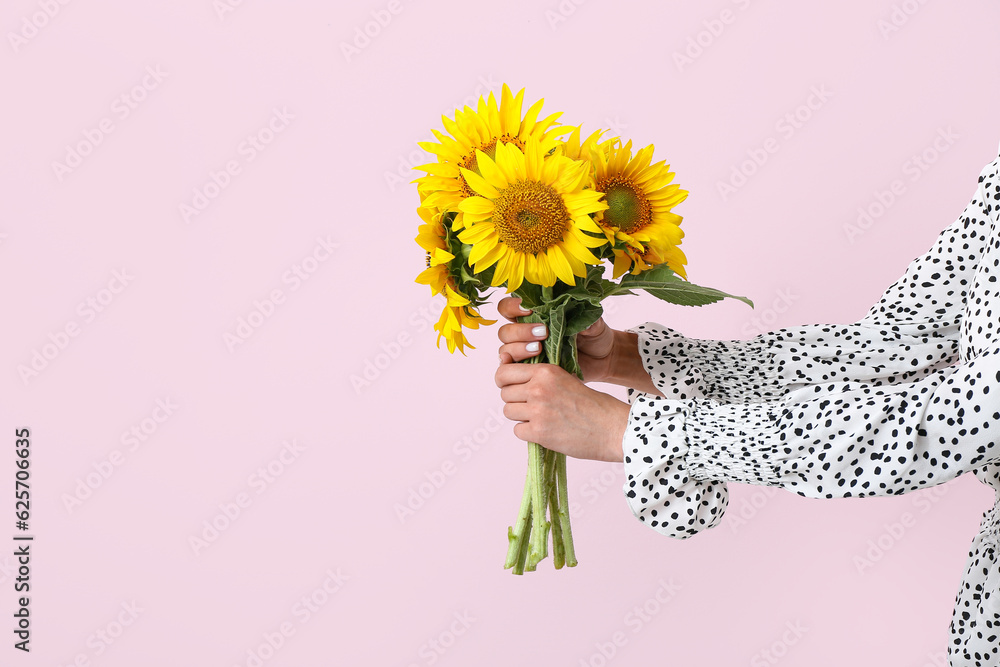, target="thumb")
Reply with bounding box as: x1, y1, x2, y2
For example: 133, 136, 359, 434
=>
579, 318, 606, 337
